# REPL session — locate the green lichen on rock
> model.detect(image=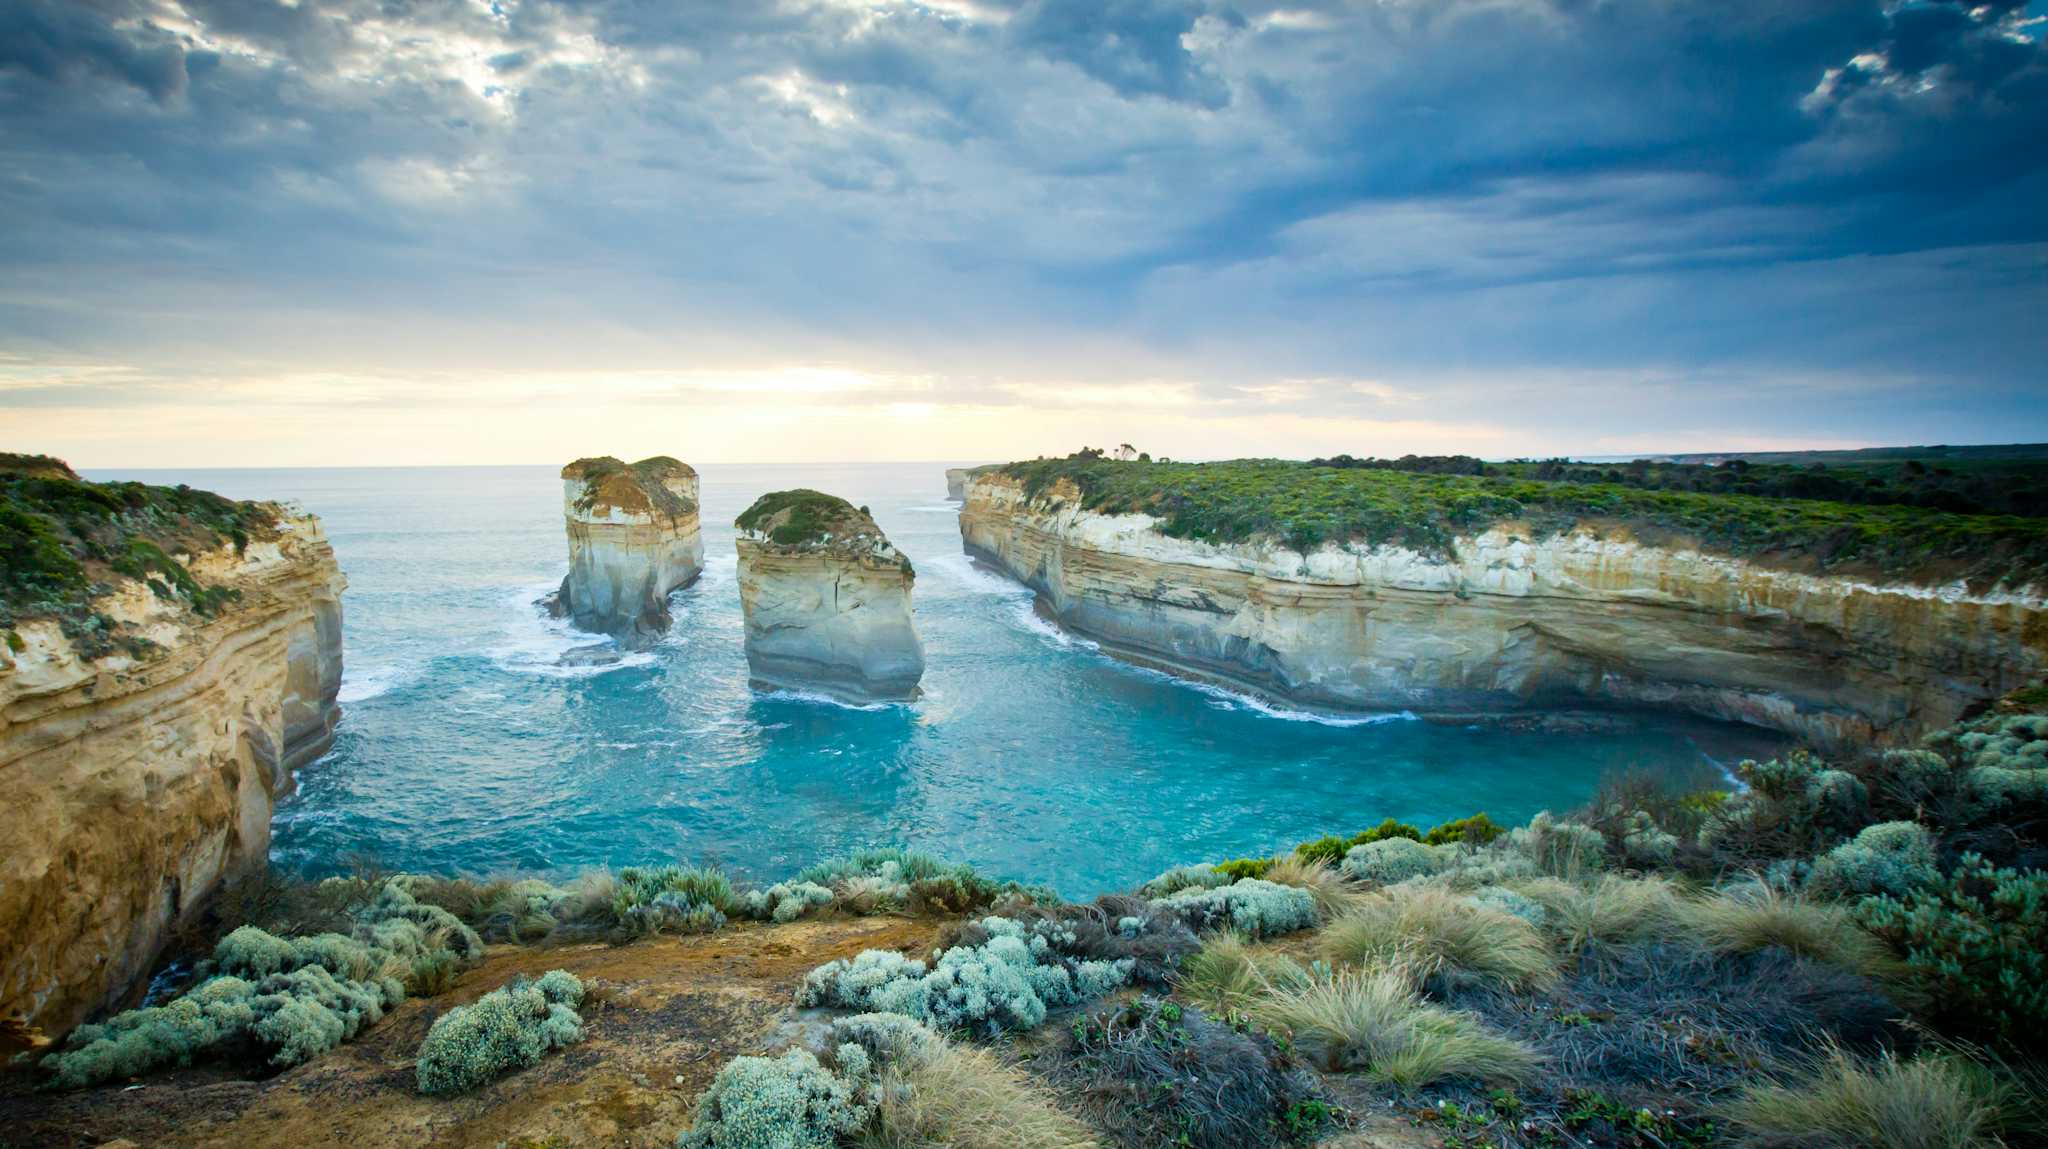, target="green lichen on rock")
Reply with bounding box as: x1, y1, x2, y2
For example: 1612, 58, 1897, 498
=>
0, 453, 276, 648
735, 489, 882, 549
562, 455, 697, 520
